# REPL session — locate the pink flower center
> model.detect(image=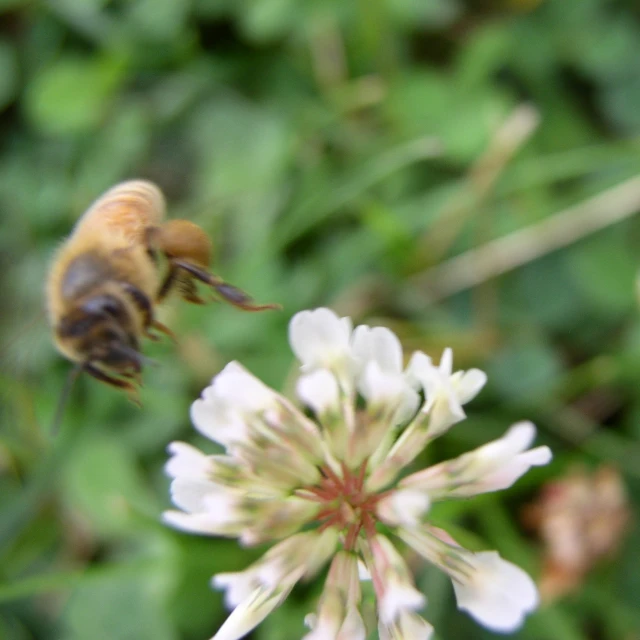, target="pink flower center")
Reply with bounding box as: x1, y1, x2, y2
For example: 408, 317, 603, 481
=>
298, 460, 386, 551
